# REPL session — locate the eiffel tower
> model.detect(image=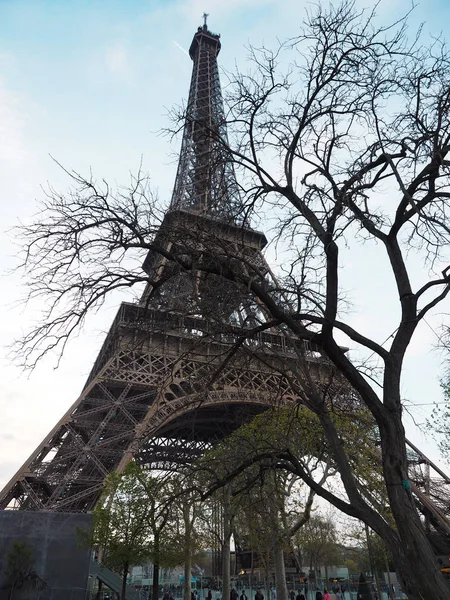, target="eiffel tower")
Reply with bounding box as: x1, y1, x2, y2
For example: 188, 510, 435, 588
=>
2, 21, 450, 576
0, 20, 323, 514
